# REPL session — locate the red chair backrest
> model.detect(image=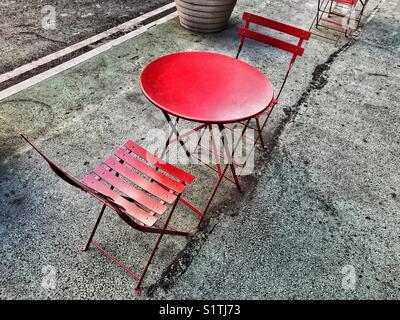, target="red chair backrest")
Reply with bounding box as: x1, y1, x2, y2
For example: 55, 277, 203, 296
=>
237, 12, 311, 60
236, 12, 312, 99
